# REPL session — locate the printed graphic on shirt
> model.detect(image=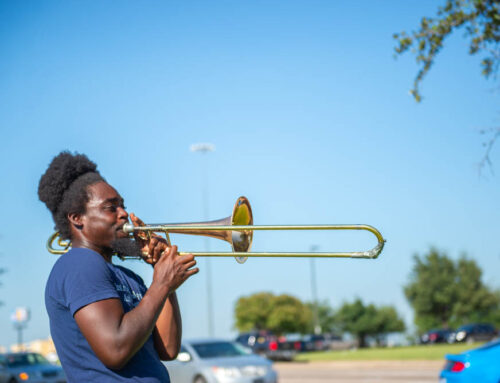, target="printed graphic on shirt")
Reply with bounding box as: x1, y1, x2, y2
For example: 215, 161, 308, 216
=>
115, 283, 143, 308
